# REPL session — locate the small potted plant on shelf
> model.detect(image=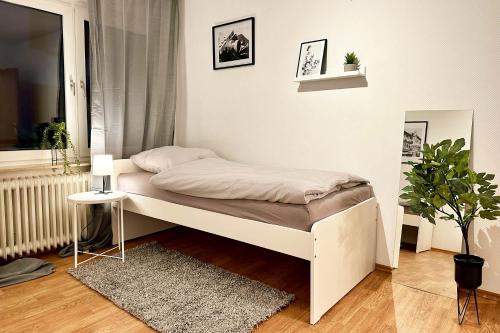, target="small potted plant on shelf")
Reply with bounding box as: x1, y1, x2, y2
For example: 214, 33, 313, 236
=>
41, 121, 81, 175
400, 138, 499, 293
344, 52, 360, 72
